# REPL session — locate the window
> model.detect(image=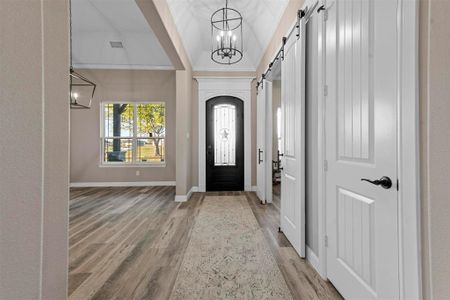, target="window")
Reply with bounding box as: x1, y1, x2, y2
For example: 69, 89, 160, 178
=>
214, 103, 236, 166
101, 102, 165, 165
